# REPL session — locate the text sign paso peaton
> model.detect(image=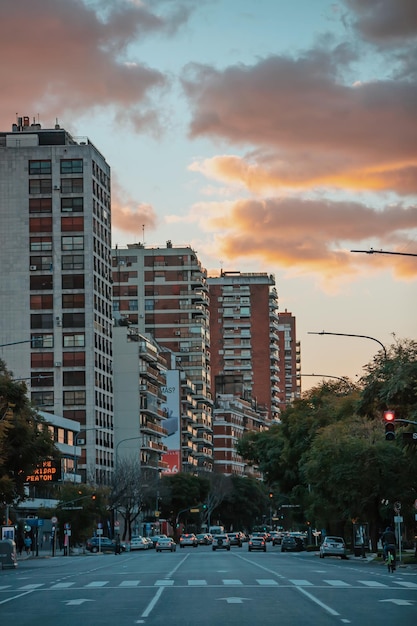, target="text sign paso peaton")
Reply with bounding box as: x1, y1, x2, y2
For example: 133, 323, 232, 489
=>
26, 459, 61, 483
